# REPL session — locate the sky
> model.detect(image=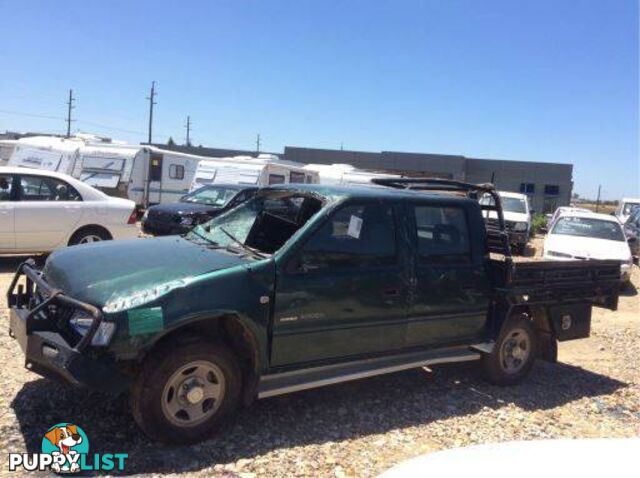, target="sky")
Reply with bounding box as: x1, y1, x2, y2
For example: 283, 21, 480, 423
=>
0, 0, 638, 199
